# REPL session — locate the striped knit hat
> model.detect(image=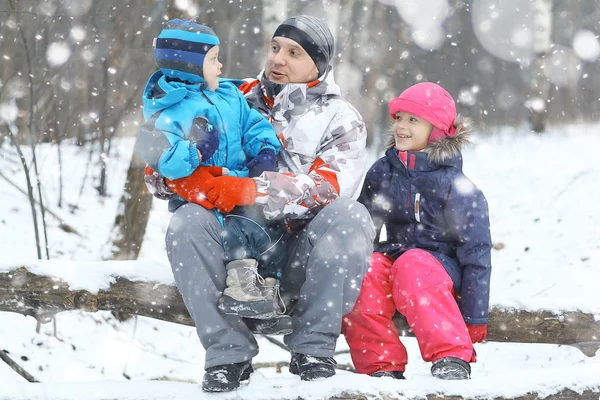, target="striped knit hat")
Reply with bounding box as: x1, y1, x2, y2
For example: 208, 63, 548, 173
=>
154, 19, 220, 83
273, 15, 334, 77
